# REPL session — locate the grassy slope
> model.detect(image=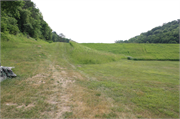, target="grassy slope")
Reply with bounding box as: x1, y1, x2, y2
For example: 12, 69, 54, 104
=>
1, 34, 179, 118
81, 43, 179, 60
1, 33, 69, 118
66, 42, 124, 64
69, 42, 179, 118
